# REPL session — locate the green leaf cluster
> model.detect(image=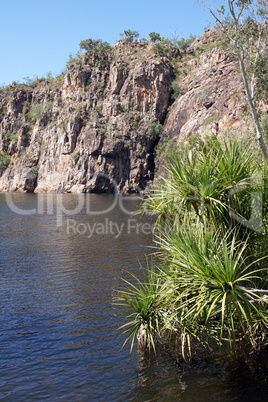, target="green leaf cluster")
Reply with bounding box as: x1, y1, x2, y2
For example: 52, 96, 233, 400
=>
171, 34, 196, 50
118, 138, 268, 360
119, 30, 139, 42
79, 38, 112, 53
30, 102, 53, 122
149, 32, 161, 43
147, 121, 164, 140
0, 151, 11, 171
